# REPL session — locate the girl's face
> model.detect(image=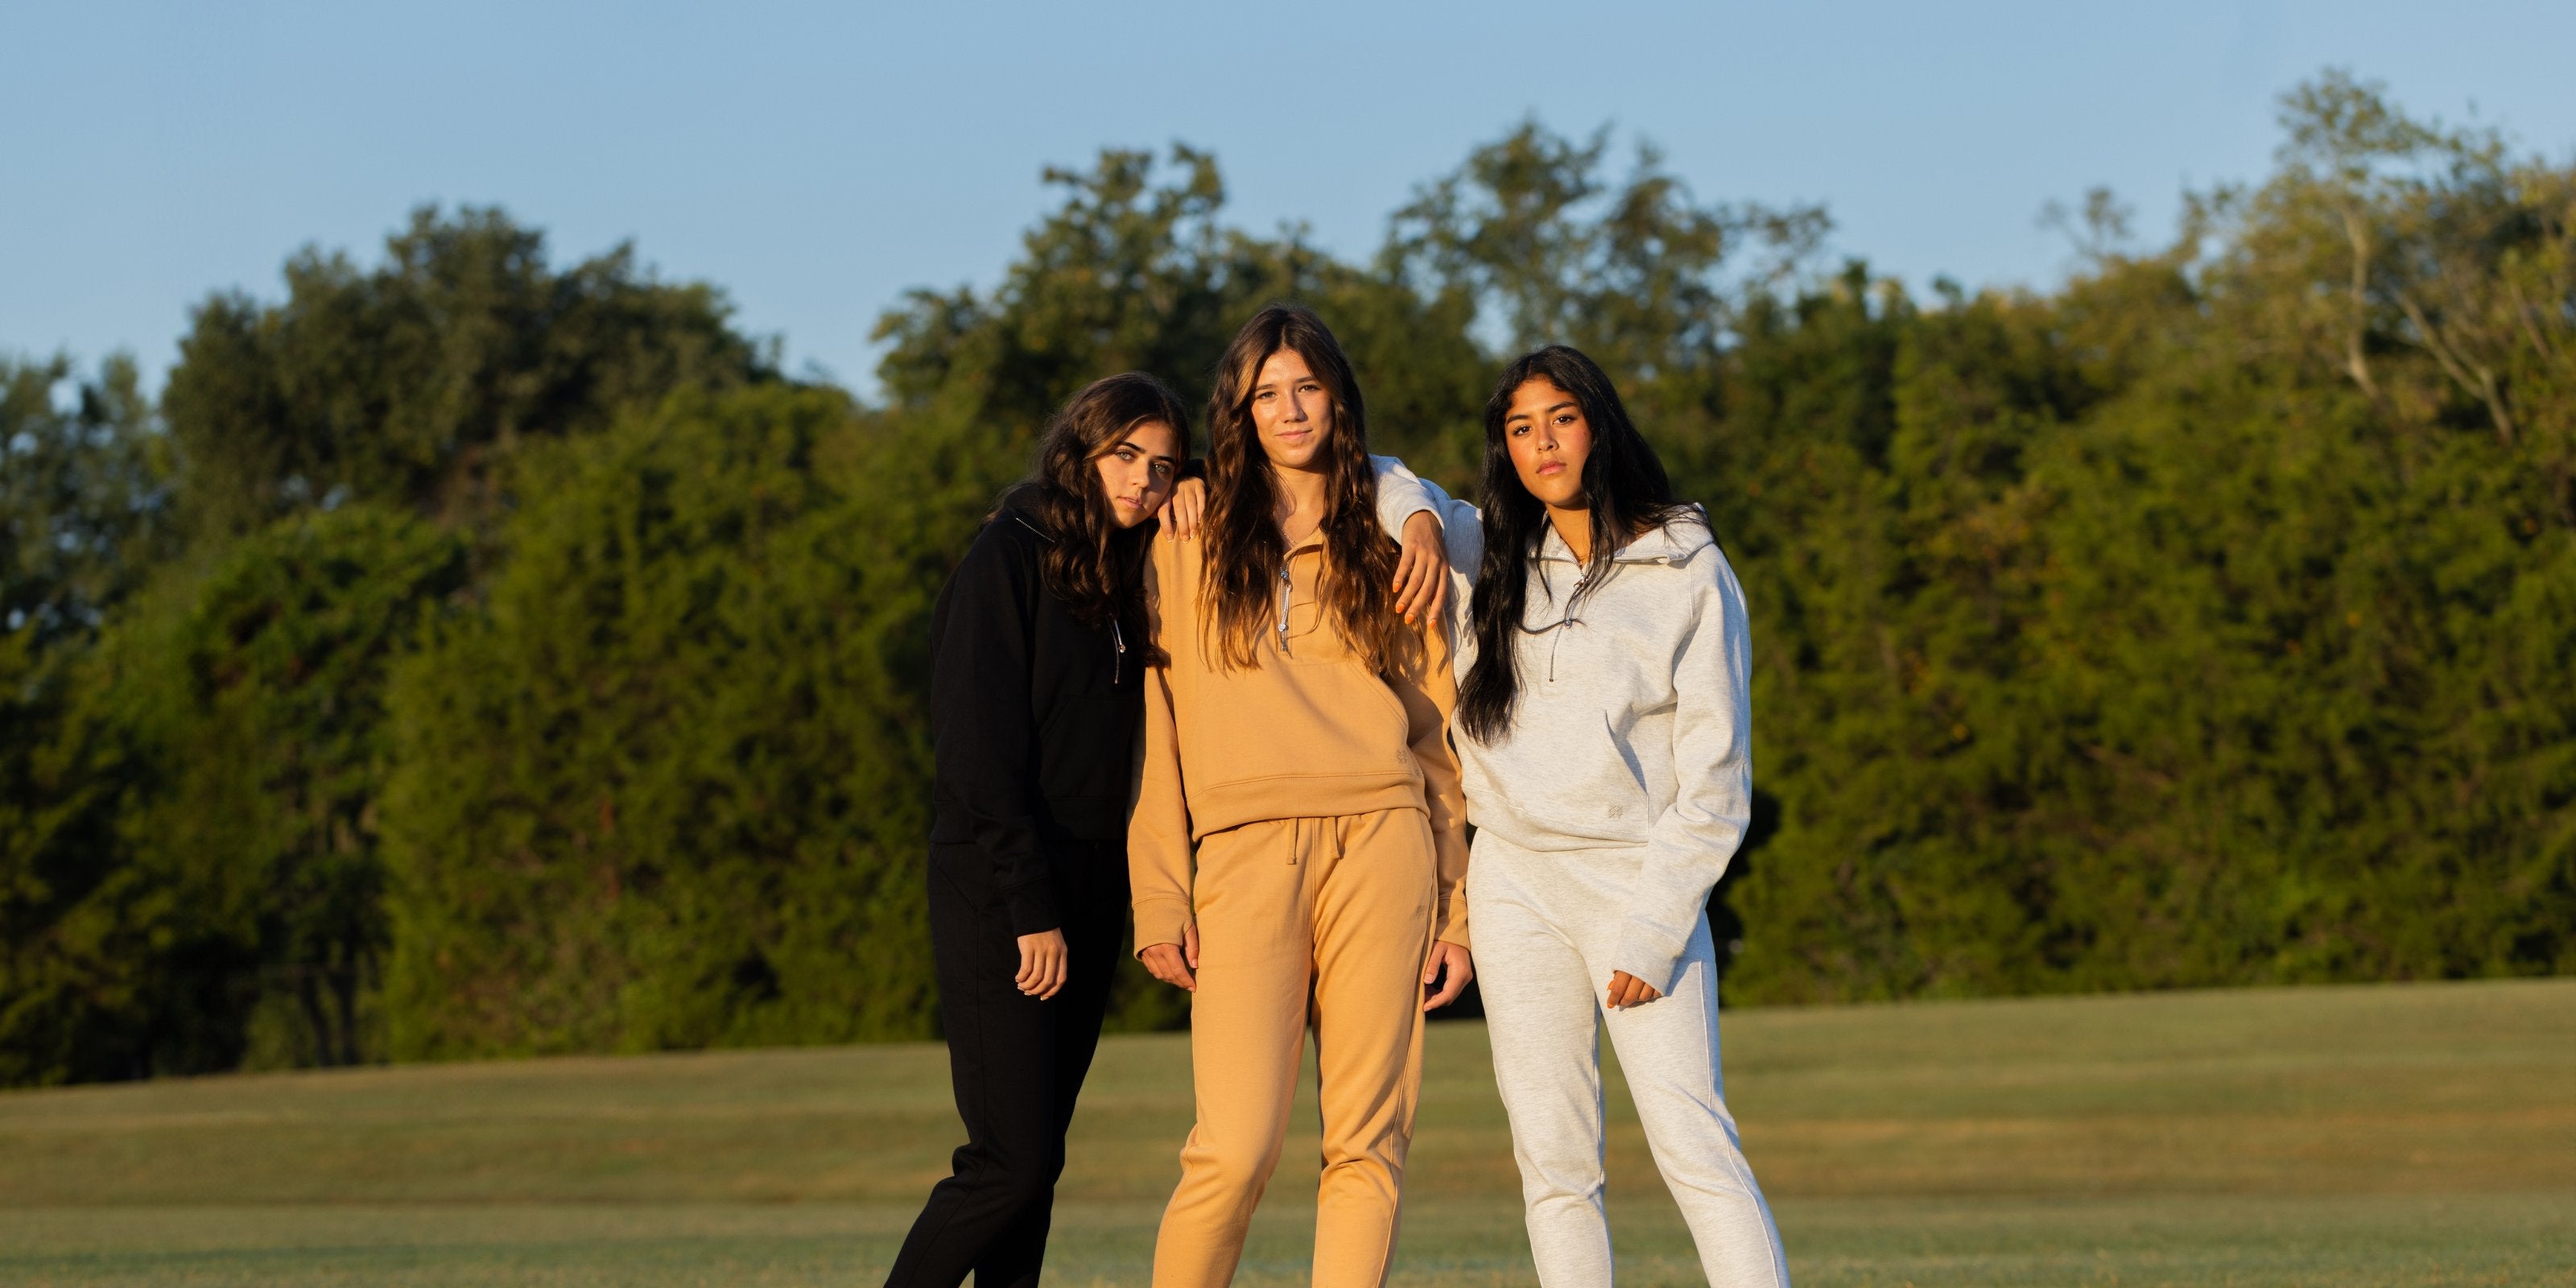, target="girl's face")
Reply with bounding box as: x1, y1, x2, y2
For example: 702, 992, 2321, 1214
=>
1503, 378, 1592, 510
1247, 347, 1333, 472
1094, 419, 1181, 529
